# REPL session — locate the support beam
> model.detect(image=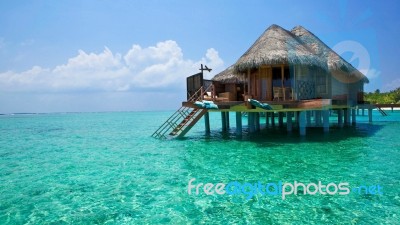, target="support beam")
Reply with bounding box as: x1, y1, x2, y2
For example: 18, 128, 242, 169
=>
344, 109, 350, 126
266, 112, 270, 127
226, 112, 230, 129
362, 108, 365, 116
368, 108, 373, 123
236, 112, 242, 136
255, 113, 260, 131
221, 112, 227, 132
323, 110, 329, 132
248, 112, 255, 133
281, 65, 285, 99
338, 109, 343, 127
271, 112, 275, 127
287, 112, 293, 132
306, 111, 312, 126
204, 112, 210, 134
278, 112, 284, 127
315, 110, 322, 127
299, 111, 307, 136
247, 69, 251, 96
351, 108, 356, 125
